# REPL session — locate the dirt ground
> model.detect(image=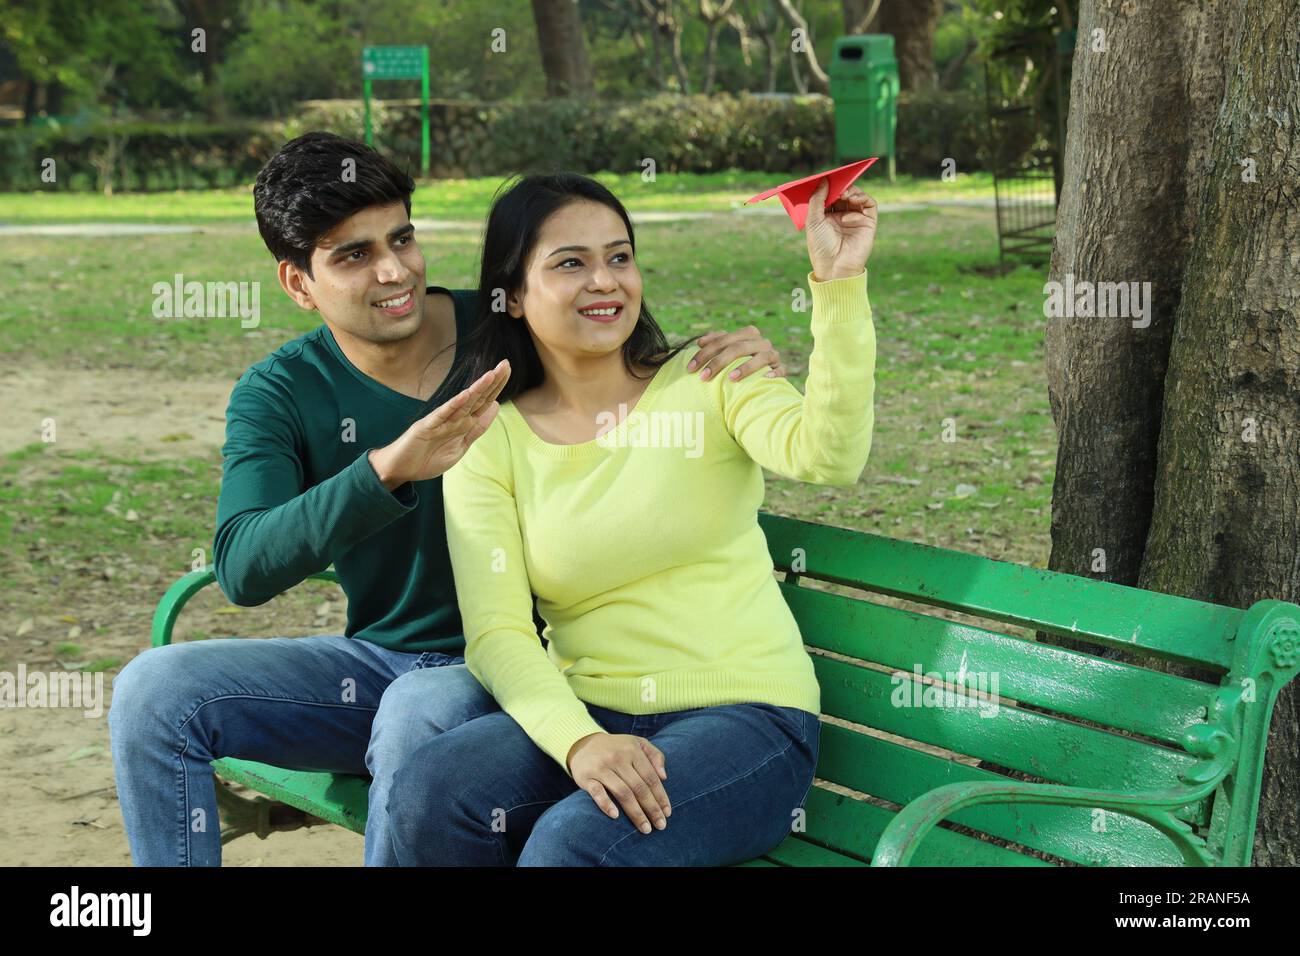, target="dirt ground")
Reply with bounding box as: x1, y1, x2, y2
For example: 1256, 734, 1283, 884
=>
0, 362, 230, 460
0, 362, 365, 866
